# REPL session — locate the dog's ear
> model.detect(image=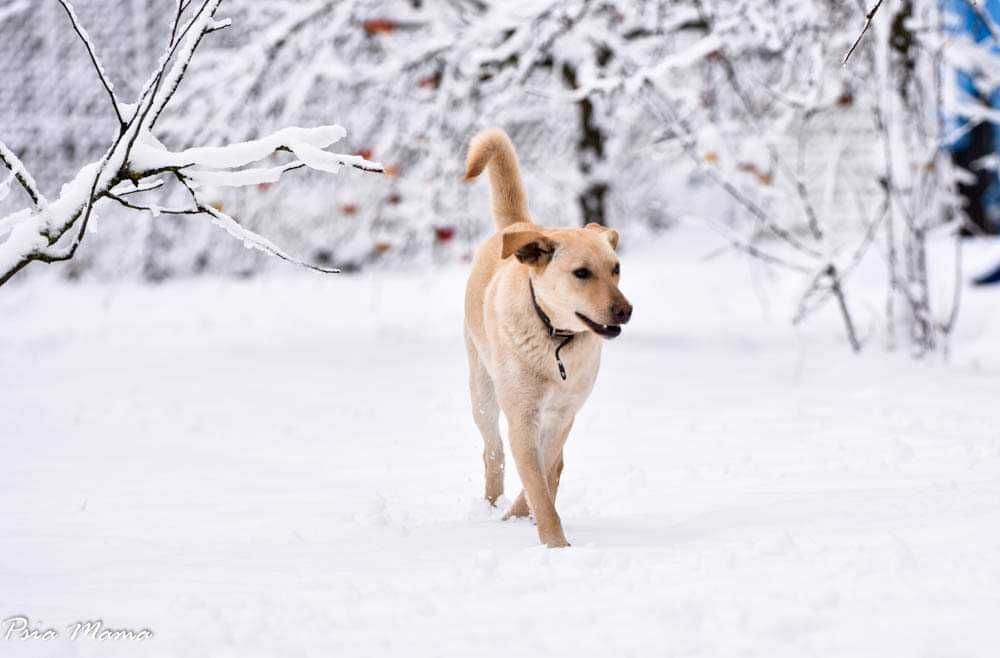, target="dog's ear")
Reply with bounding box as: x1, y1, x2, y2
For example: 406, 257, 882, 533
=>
585, 222, 620, 250
501, 230, 556, 265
